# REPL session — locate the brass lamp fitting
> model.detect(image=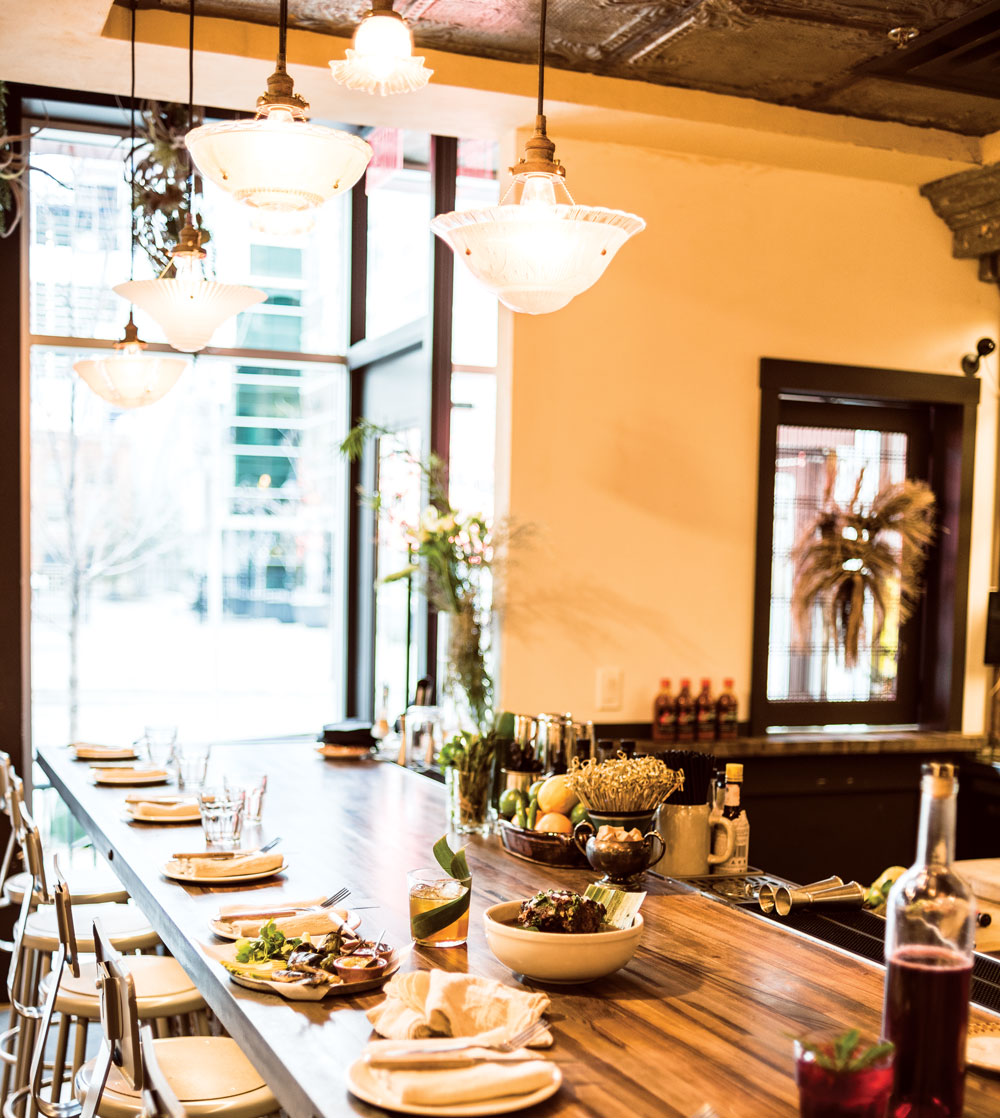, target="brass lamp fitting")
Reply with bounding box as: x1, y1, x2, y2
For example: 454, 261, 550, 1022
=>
510, 115, 565, 178
170, 216, 207, 261
256, 62, 310, 120
114, 312, 147, 352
